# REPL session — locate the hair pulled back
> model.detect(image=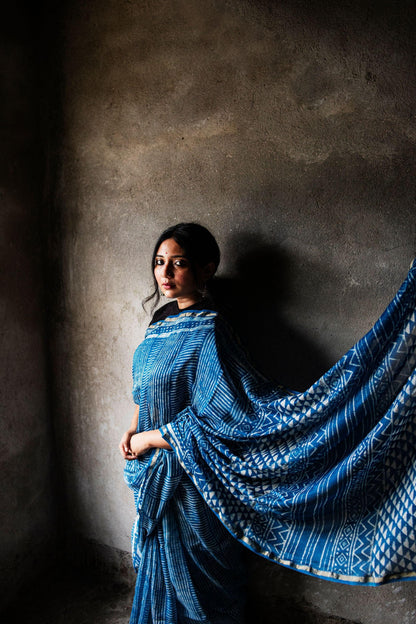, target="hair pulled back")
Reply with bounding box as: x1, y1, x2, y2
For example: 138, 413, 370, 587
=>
143, 222, 220, 311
